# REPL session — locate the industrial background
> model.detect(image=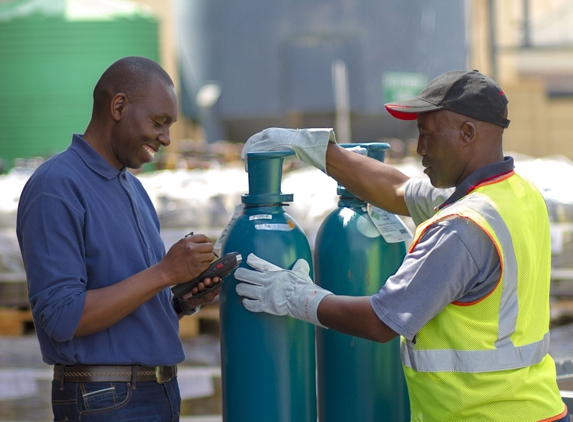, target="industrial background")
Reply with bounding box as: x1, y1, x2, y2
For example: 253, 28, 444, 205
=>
2, 0, 573, 421
4, 0, 573, 169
